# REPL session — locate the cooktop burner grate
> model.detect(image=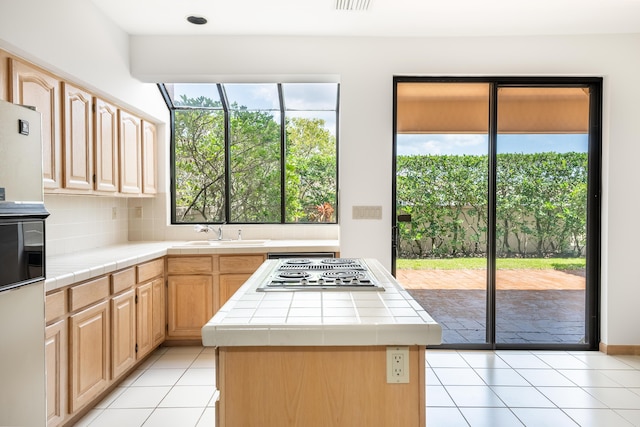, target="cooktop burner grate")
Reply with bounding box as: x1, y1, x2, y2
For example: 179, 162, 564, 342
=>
279, 260, 366, 271
321, 270, 362, 279
257, 258, 384, 292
